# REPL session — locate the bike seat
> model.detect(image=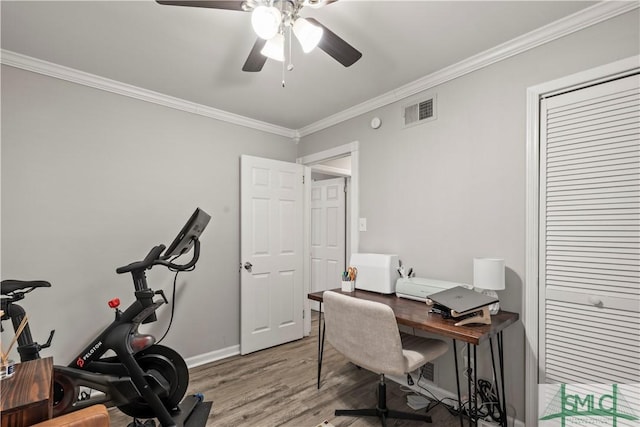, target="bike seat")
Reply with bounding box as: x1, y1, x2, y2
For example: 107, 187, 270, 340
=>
1, 280, 51, 295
